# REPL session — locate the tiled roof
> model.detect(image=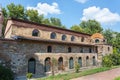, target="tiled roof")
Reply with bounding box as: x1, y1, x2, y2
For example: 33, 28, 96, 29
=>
91, 33, 104, 39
